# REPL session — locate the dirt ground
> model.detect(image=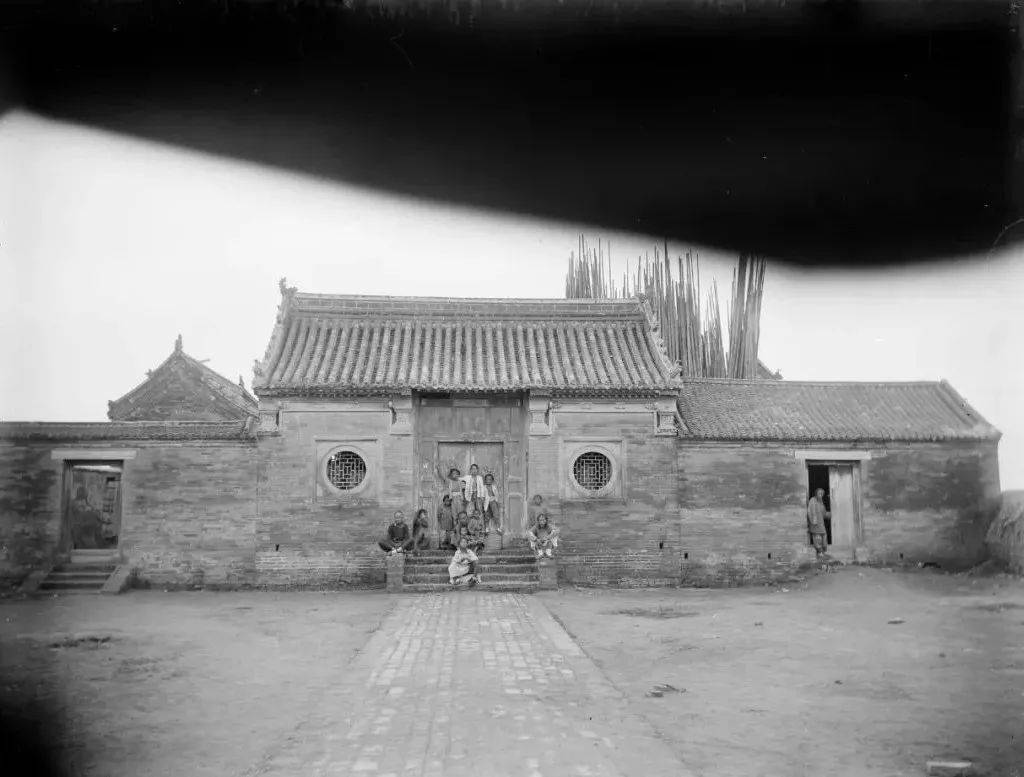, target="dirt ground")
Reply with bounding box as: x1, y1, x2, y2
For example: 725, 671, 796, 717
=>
0, 591, 397, 777
1, 568, 1022, 777
540, 567, 1024, 777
